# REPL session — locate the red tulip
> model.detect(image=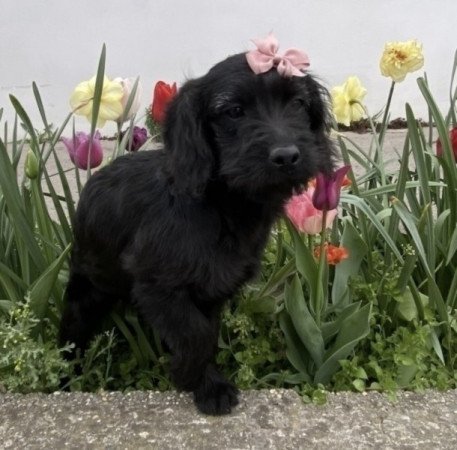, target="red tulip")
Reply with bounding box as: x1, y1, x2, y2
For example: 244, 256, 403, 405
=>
436, 126, 457, 159
151, 81, 177, 124
312, 166, 351, 211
